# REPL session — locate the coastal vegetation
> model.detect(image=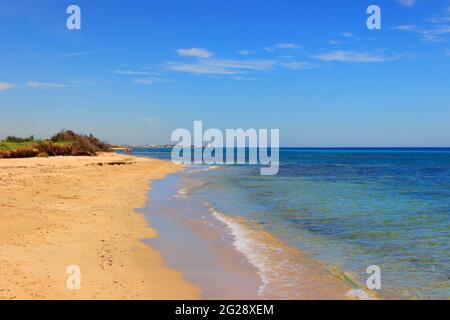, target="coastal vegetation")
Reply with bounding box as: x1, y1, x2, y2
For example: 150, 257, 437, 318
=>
0, 130, 111, 158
